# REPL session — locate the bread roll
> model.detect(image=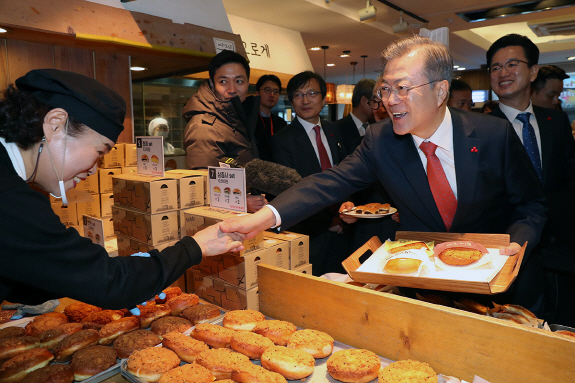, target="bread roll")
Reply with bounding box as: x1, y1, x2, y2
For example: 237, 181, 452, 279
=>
378, 359, 437, 383
19, 364, 73, 383
260, 346, 315, 380
150, 317, 192, 339
157, 363, 214, 383
230, 331, 274, 360
25, 313, 68, 337
0, 336, 39, 360
161, 332, 209, 363
52, 329, 99, 362
327, 349, 381, 383
191, 323, 235, 349
166, 294, 199, 317
0, 348, 54, 383
287, 329, 334, 358
0, 327, 25, 340
252, 321, 297, 346
113, 330, 161, 359
63, 303, 102, 323
223, 310, 265, 331
195, 348, 250, 380
126, 347, 180, 382
232, 363, 287, 383
180, 304, 220, 325
70, 345, 117, 381
98, 317, 139, 345
38, 323, 84, 350
383, 258, 422, 274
